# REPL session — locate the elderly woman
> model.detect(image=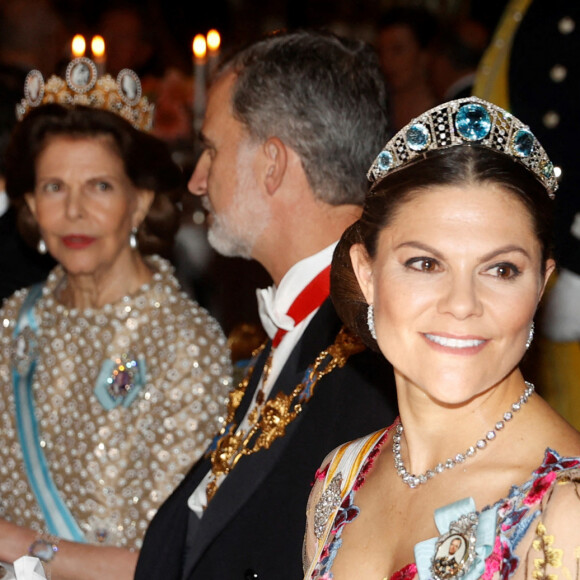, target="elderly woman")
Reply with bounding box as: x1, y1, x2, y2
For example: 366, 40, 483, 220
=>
304, 98, 580, 579
0, 60, 231, 579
